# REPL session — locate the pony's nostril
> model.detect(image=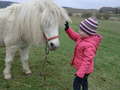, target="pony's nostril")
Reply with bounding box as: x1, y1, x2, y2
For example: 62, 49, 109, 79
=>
50, 43, 54, 48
